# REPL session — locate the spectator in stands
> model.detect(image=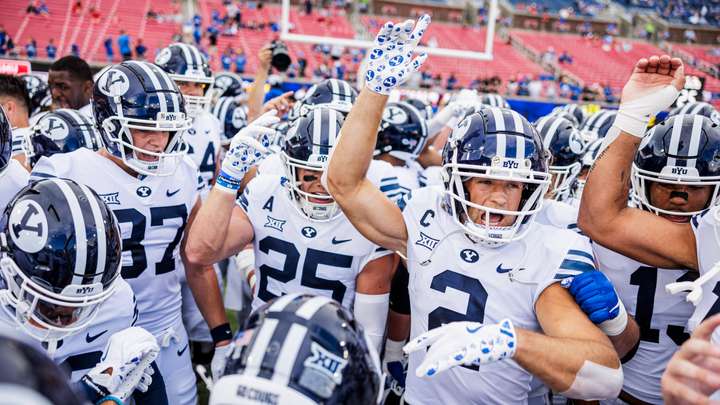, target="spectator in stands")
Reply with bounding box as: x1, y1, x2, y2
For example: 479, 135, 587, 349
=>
25, 39, 37, 59
304, 0, 312, 15
644, 21, 655, 40
420, 70, 432, 89
193, 25, 202, 44
135, 39, 147, 60
38, 0, 49, 16
104, 37, 114, 62
26, 0, 39, 15
48, 55, 93, 115
433, 73, 442, 89
221, 47, 233, 71
70, 43, 80, 57
193, 13, 202, 27
72, 0, 82, 15
46, 38, 56, 59
558, 50, 573, 64
89, 6, 101, 23
0, 26, 6, 51
684, 28, 697, 43
506, 75, 518, 97
603, 83, 615, 103
542, 47, 556, 65
297, 51, 307, 78
446, 73, 458, 91
234, 50, 247, 74
5, 37, 16, 57
117, 30, 132, 60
